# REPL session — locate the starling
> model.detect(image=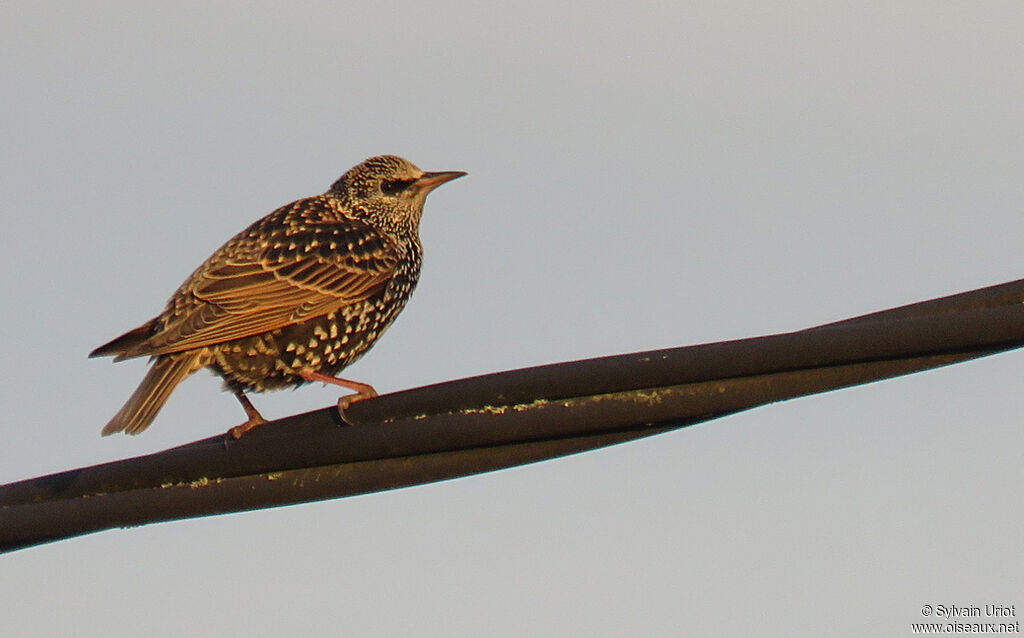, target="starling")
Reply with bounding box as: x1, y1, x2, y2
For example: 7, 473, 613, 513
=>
91, 155, 465, 437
